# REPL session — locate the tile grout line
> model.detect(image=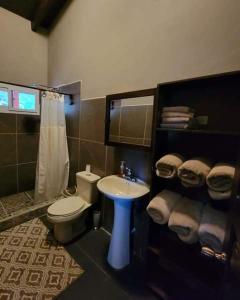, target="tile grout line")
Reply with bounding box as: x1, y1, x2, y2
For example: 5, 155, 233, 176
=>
0, 200, 9, 217
0, 161, 37, 169
118, 106, 122, 137
16, 114, 19, 193
143, 106, 148, 140
80, 138, 105, 145
102, 146, 109, 225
